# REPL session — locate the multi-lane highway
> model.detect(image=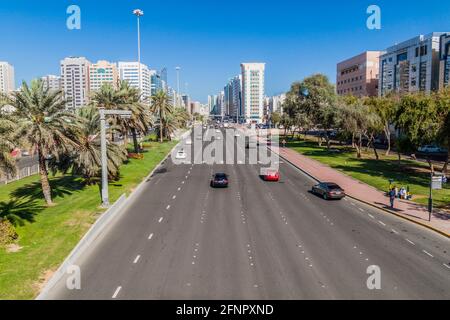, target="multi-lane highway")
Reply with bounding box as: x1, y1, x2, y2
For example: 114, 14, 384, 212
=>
44, 126, 450, 300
